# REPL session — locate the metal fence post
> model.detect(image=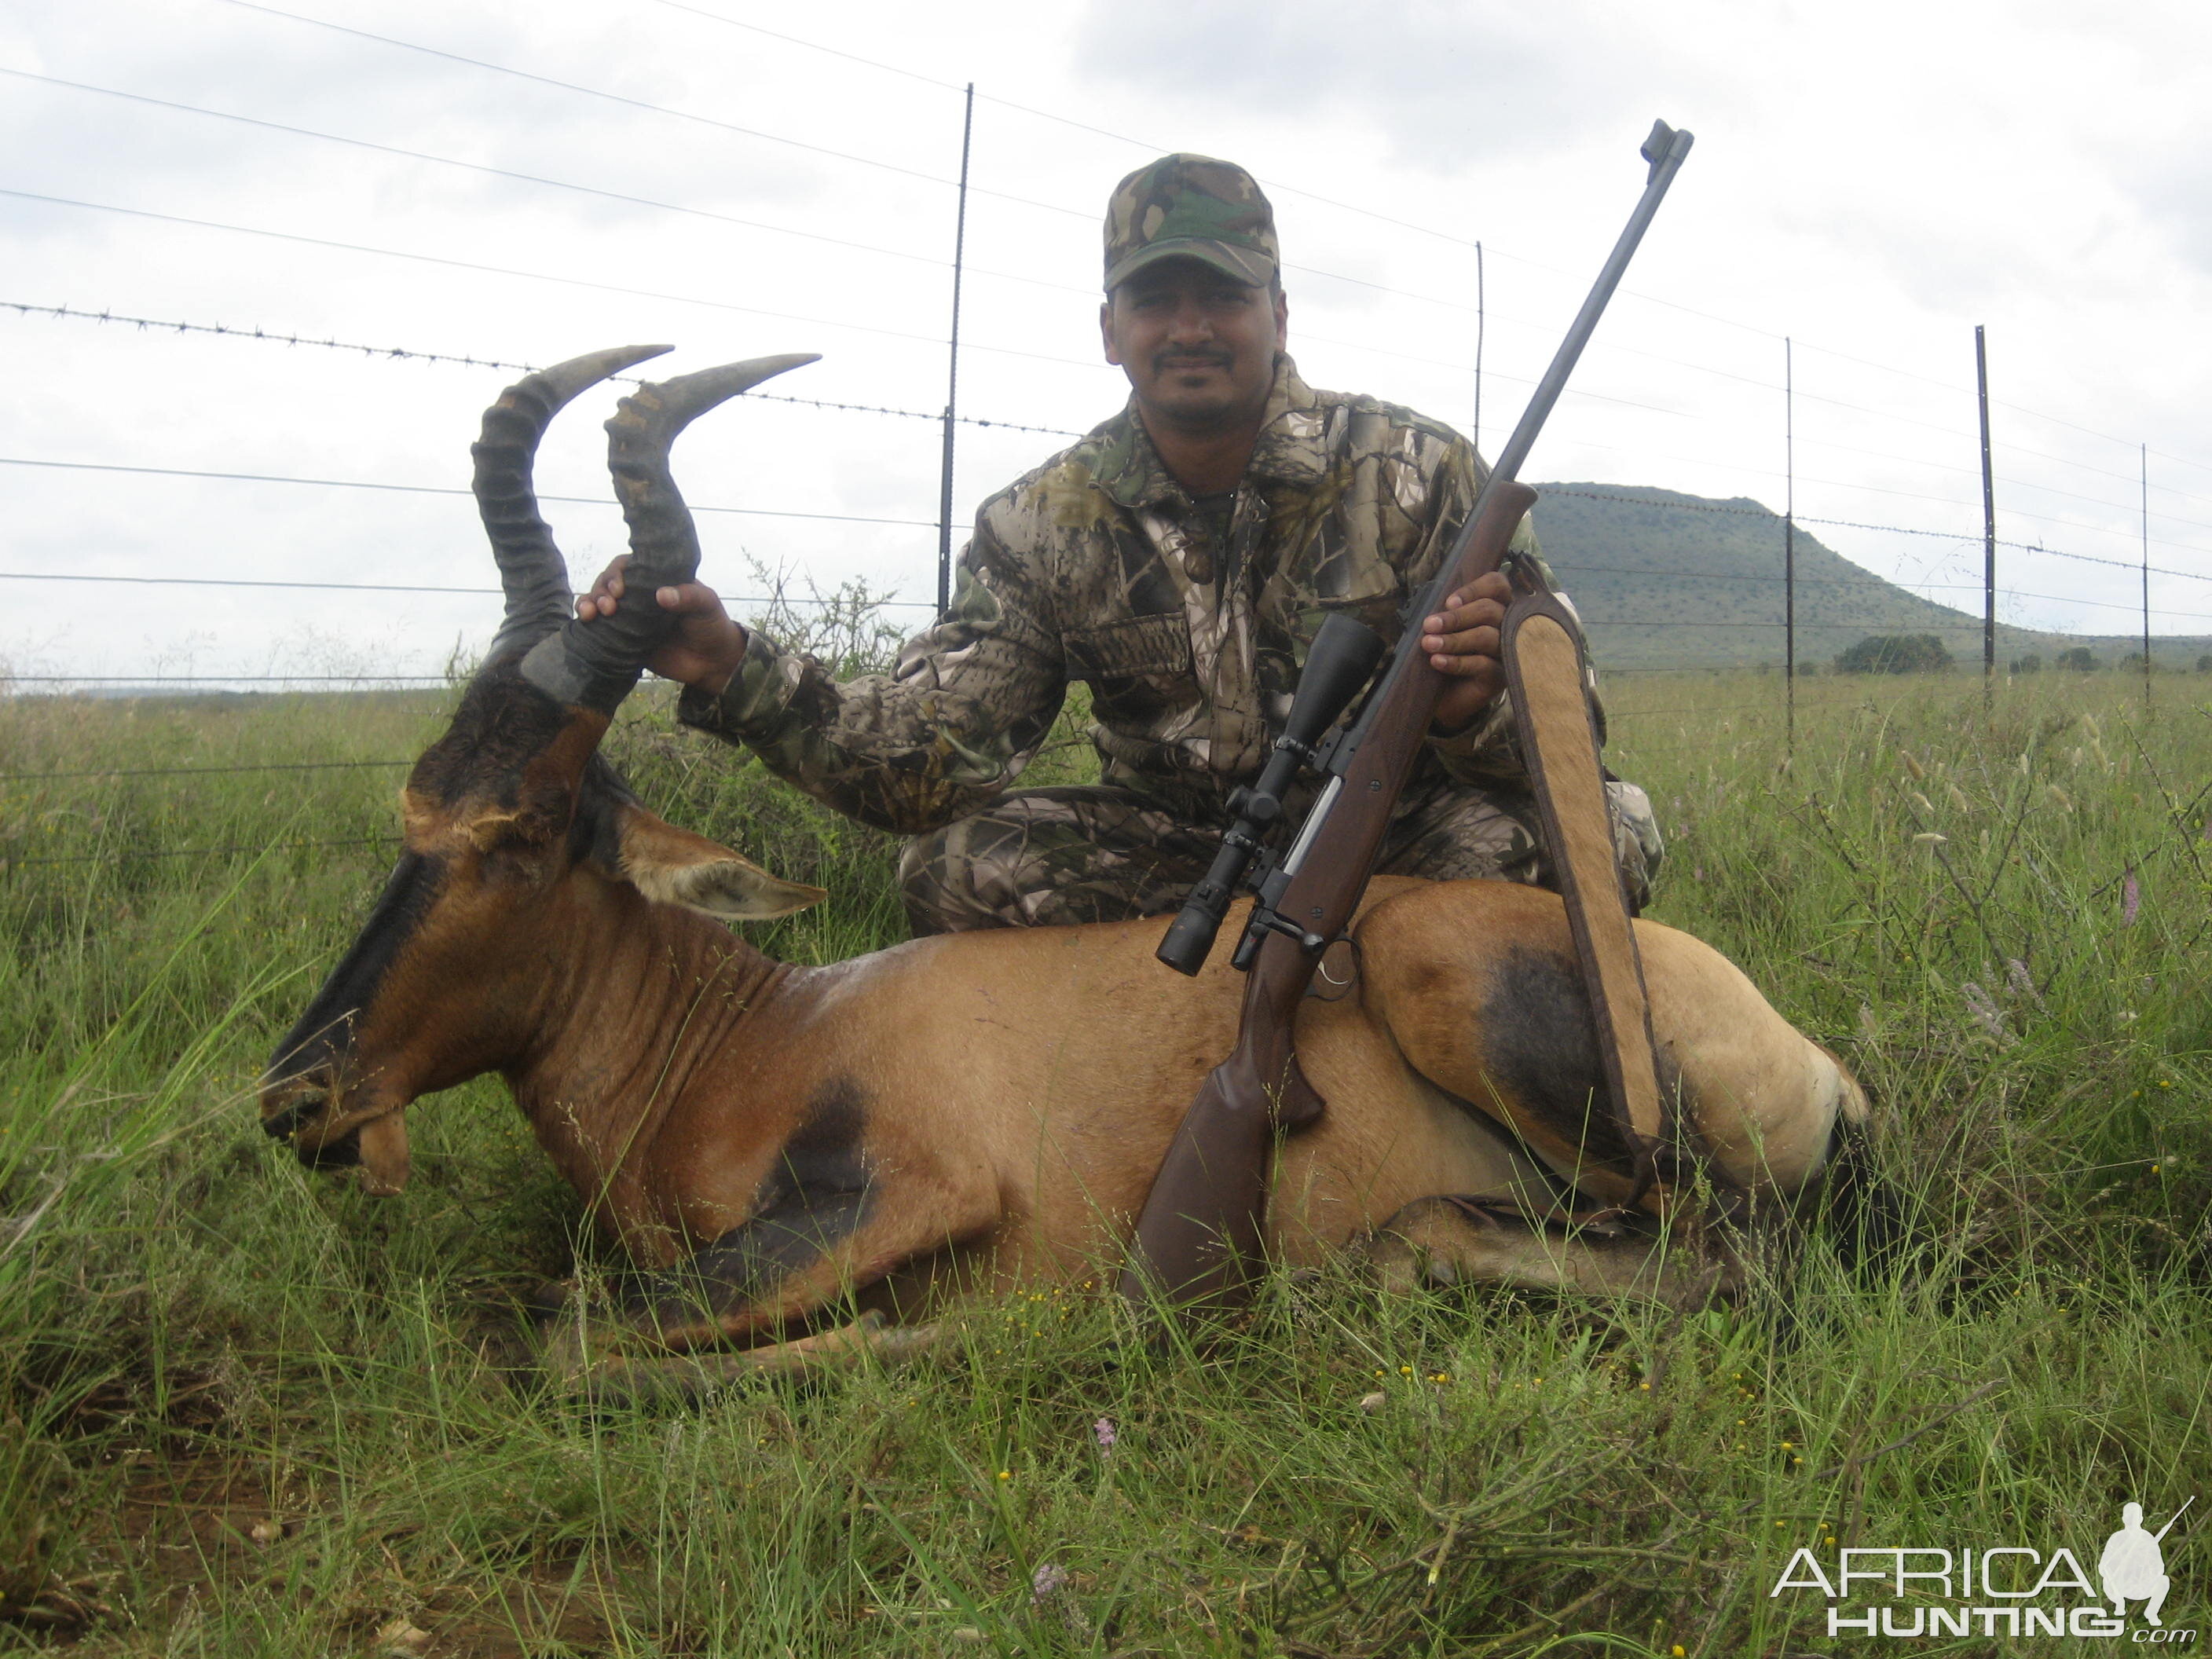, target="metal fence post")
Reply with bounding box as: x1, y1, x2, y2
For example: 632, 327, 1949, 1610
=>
1473, 240, 1485, 459
1976, 325, 1996, 705
1785, 335, 1796, 753
936, 82, 976, 617
2141, 442, 2152, 709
